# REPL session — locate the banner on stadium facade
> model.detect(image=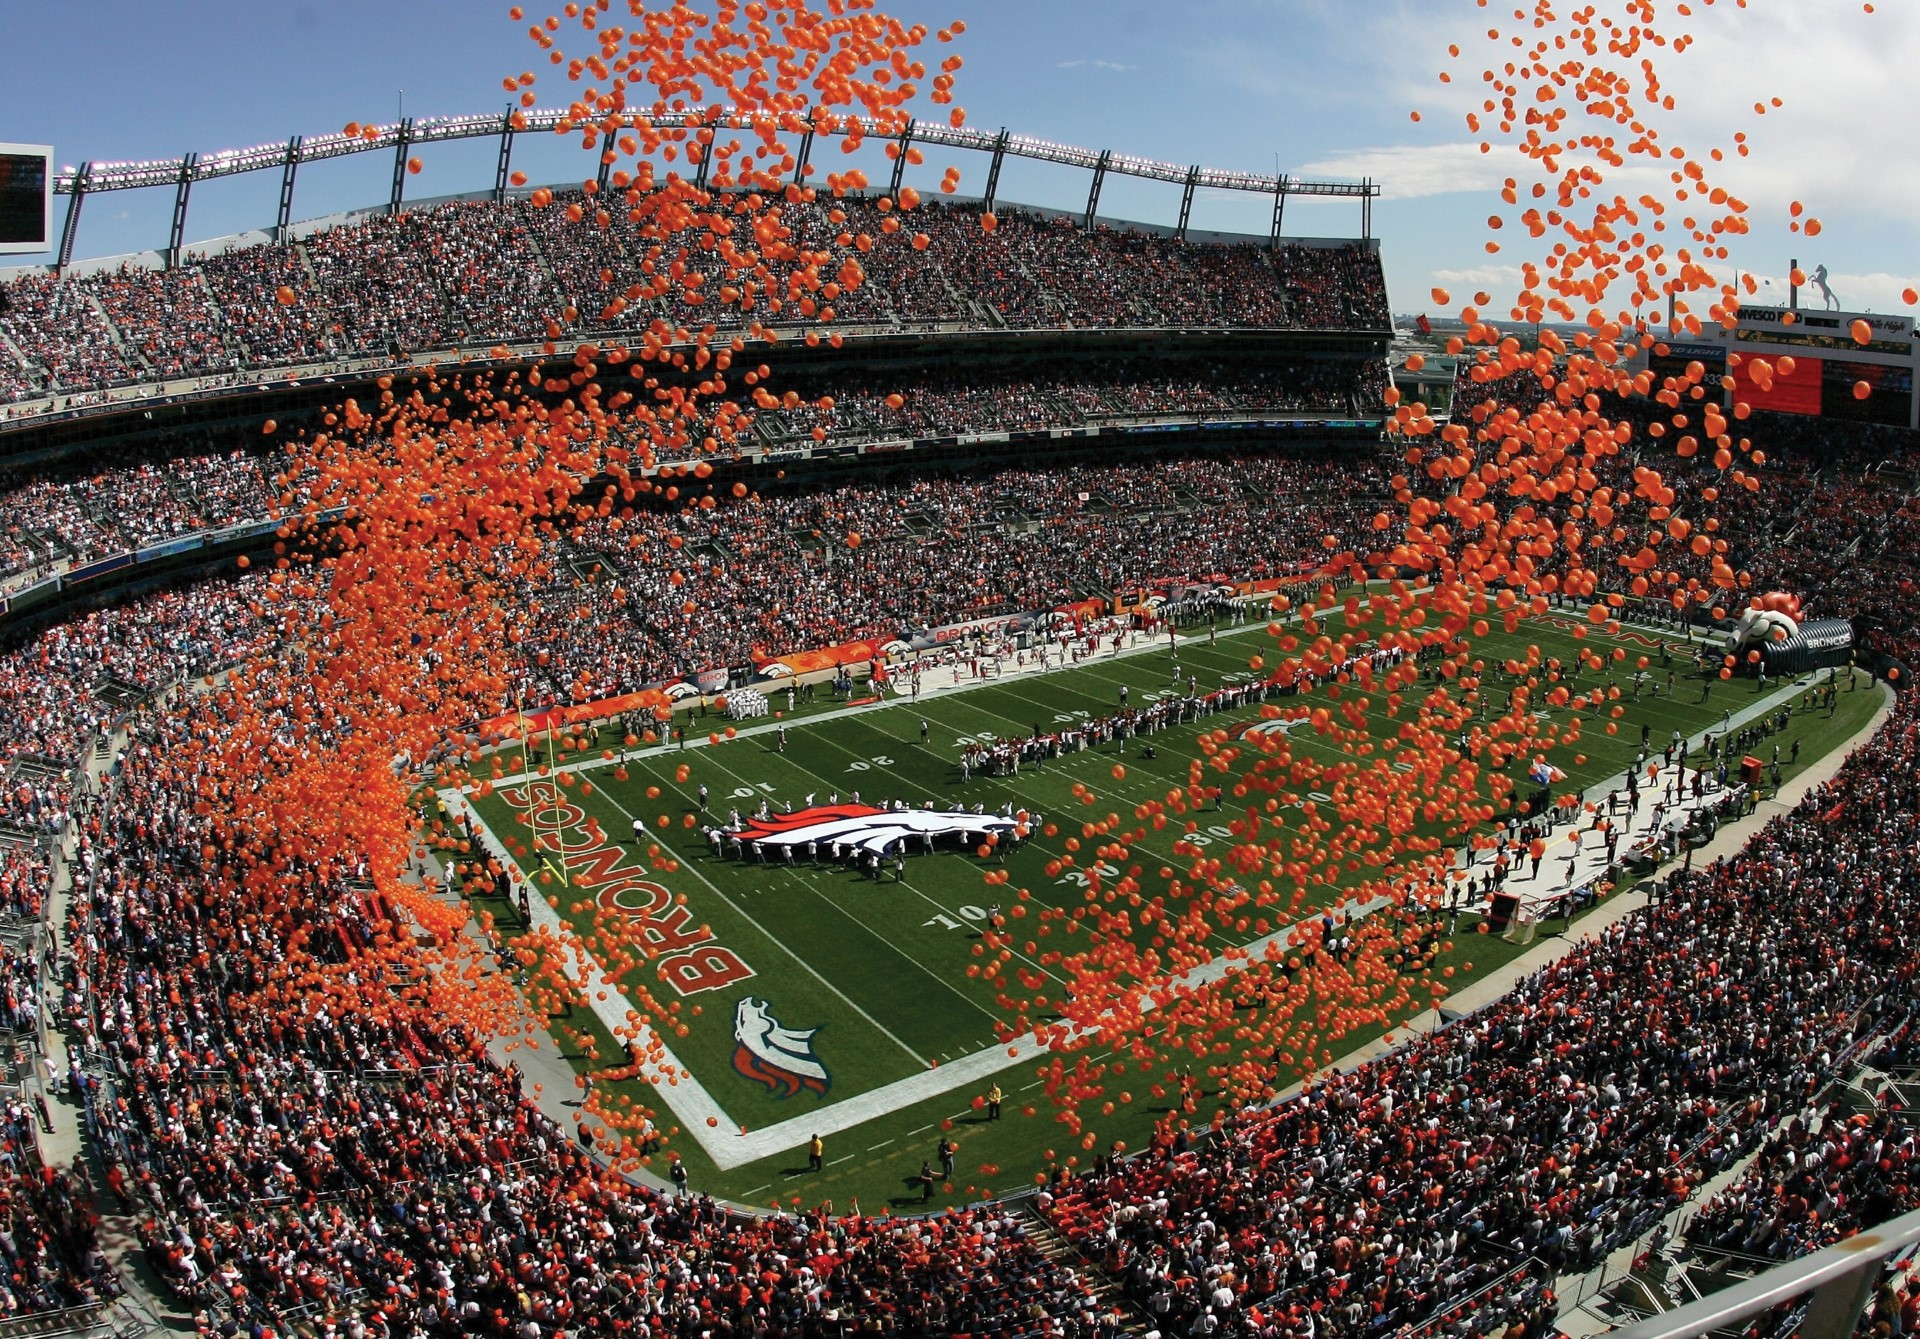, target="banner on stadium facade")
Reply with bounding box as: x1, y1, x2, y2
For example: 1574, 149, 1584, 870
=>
64, 552, 135, 584
693, 667, 731, 694
751, 635, 908, 678
1117, 577, 1236, 612
752, 599, 1113, 680
903, 609, 1045, 652
1051, 597, 1108, 625
138, 535, 210, 562
1234, 564, 1332, 597
479, 685, 676, 741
